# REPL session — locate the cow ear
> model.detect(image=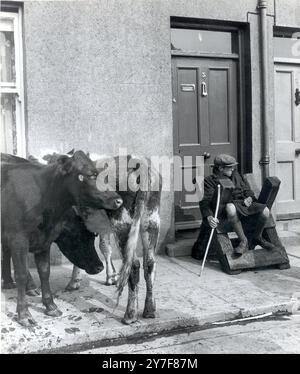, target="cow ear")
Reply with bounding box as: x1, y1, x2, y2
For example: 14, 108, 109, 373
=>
28, 155, 39, 163
57, 155, 73, 175
73, 150, 91, 170
43, 152, 60, 164
43, 154, 52, 162
67, 148, 75, 156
